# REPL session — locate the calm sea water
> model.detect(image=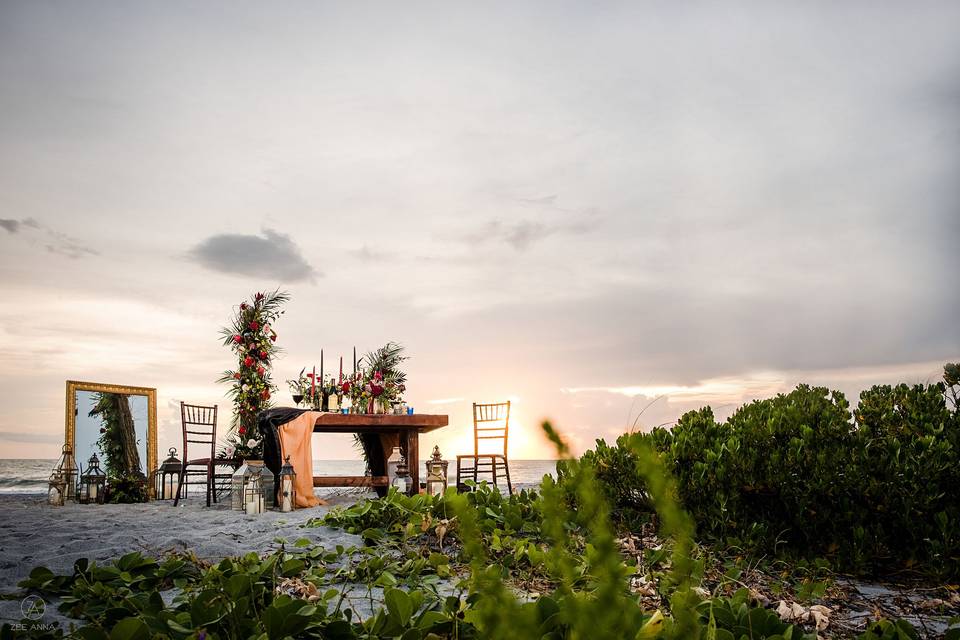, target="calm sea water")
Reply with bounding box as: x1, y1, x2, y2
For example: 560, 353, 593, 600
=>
0, 459, 558, 494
